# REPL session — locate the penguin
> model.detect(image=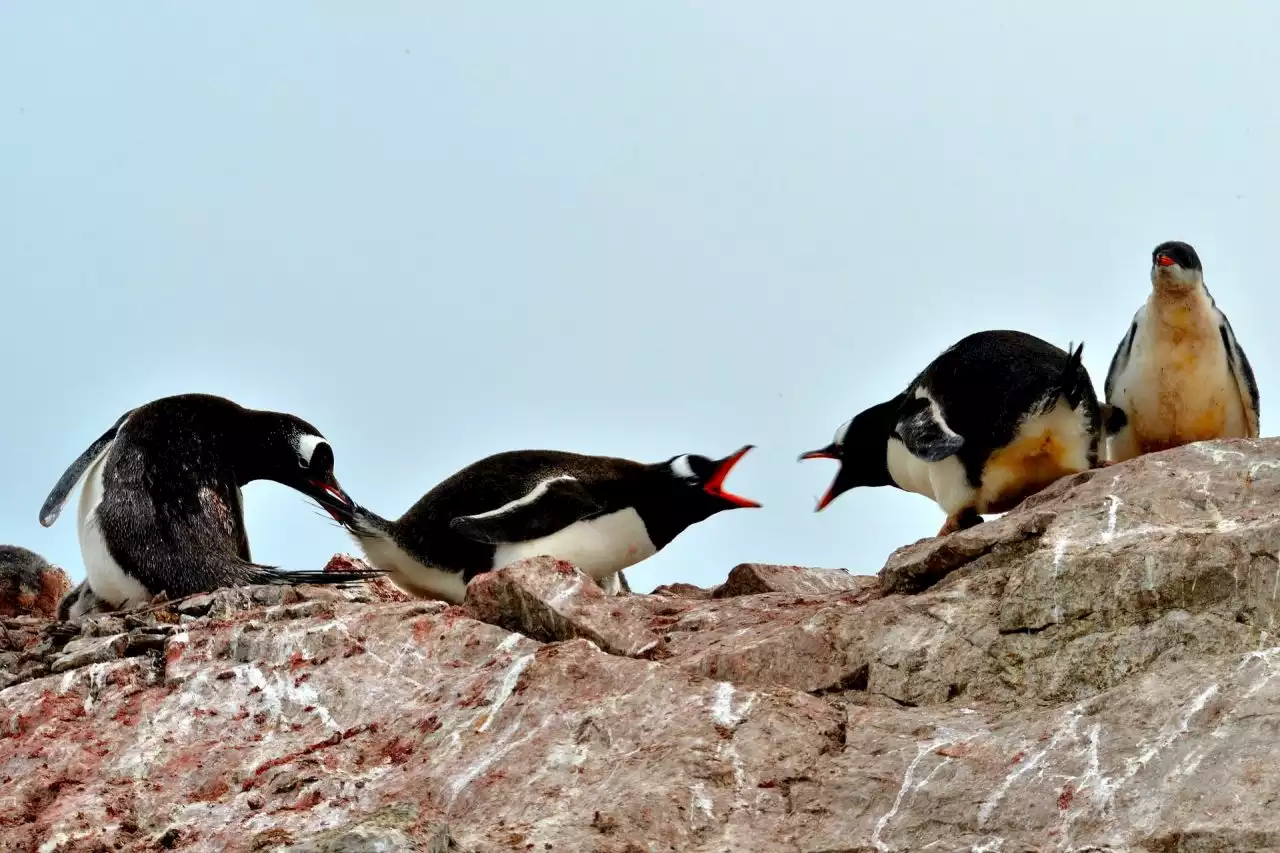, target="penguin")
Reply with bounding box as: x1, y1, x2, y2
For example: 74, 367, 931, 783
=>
799, 330, 1106, 536
1104, 240, 1259, 463
38, 393, 381, 615
326, 445, 760, 602
0, 545, 66, 619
